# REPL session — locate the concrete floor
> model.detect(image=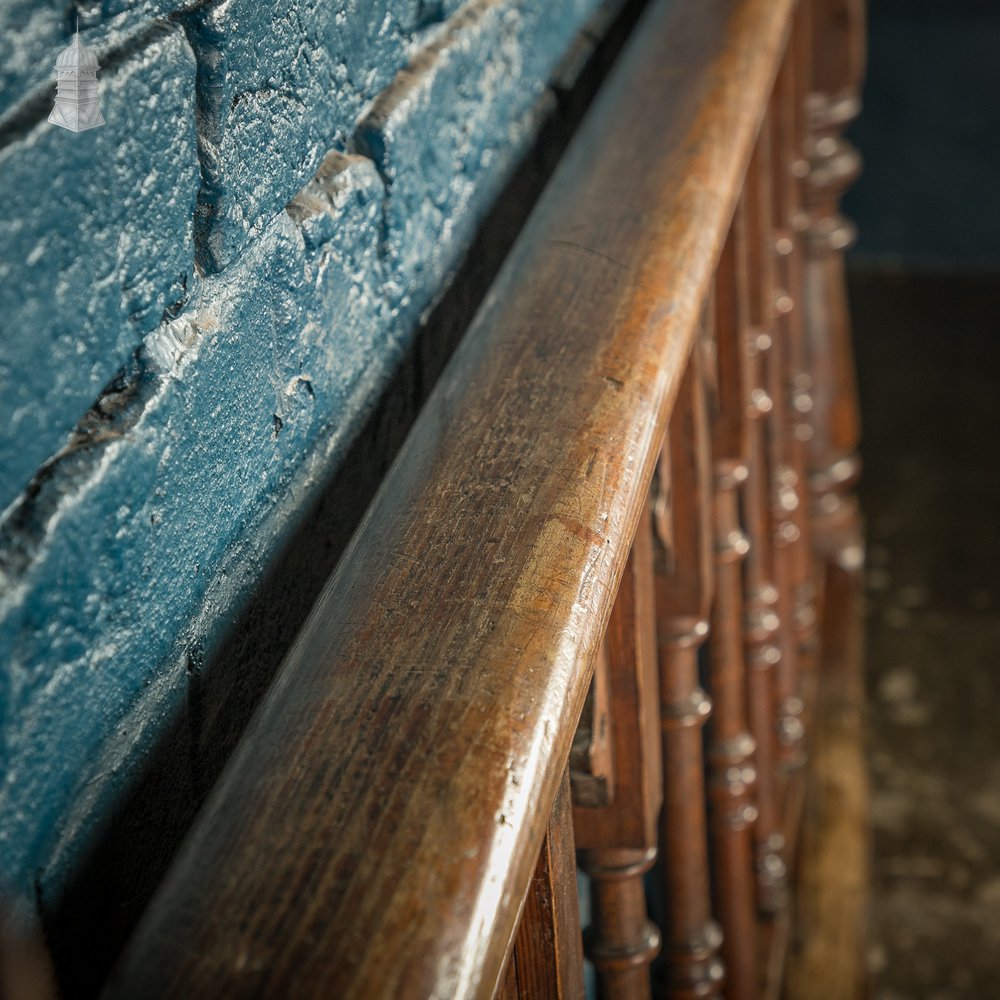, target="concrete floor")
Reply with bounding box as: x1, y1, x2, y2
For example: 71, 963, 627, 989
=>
850, 269, 1000, 998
